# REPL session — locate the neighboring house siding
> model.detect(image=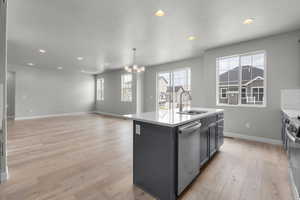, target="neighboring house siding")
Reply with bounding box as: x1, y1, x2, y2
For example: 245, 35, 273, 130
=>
158, 77, 168, 105
241, 66, 264, 84
244, 79, 264, 104
218, 66, 264, 105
